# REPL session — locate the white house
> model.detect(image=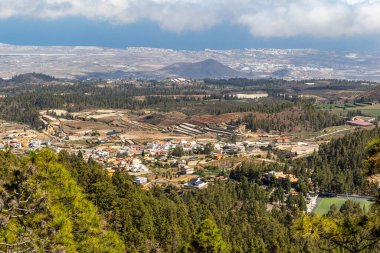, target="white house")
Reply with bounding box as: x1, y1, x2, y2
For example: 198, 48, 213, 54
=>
184, 178, 208, 189
135, 177, 148, 184
179, 140, 188, 145
130, 164, 149, 173
132, 158, 142, 165
180, 166, 194, 175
